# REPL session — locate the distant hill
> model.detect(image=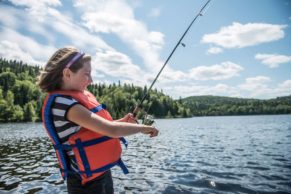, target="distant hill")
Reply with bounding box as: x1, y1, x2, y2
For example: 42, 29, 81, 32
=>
180, 95, 291, 116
